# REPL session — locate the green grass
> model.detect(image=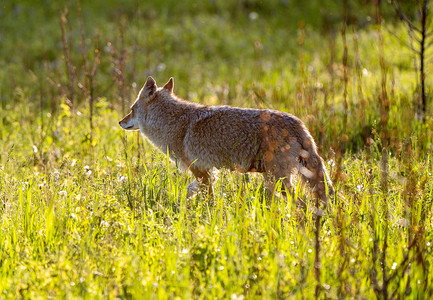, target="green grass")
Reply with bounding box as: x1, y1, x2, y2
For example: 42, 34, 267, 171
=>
1, 0, 433, 298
